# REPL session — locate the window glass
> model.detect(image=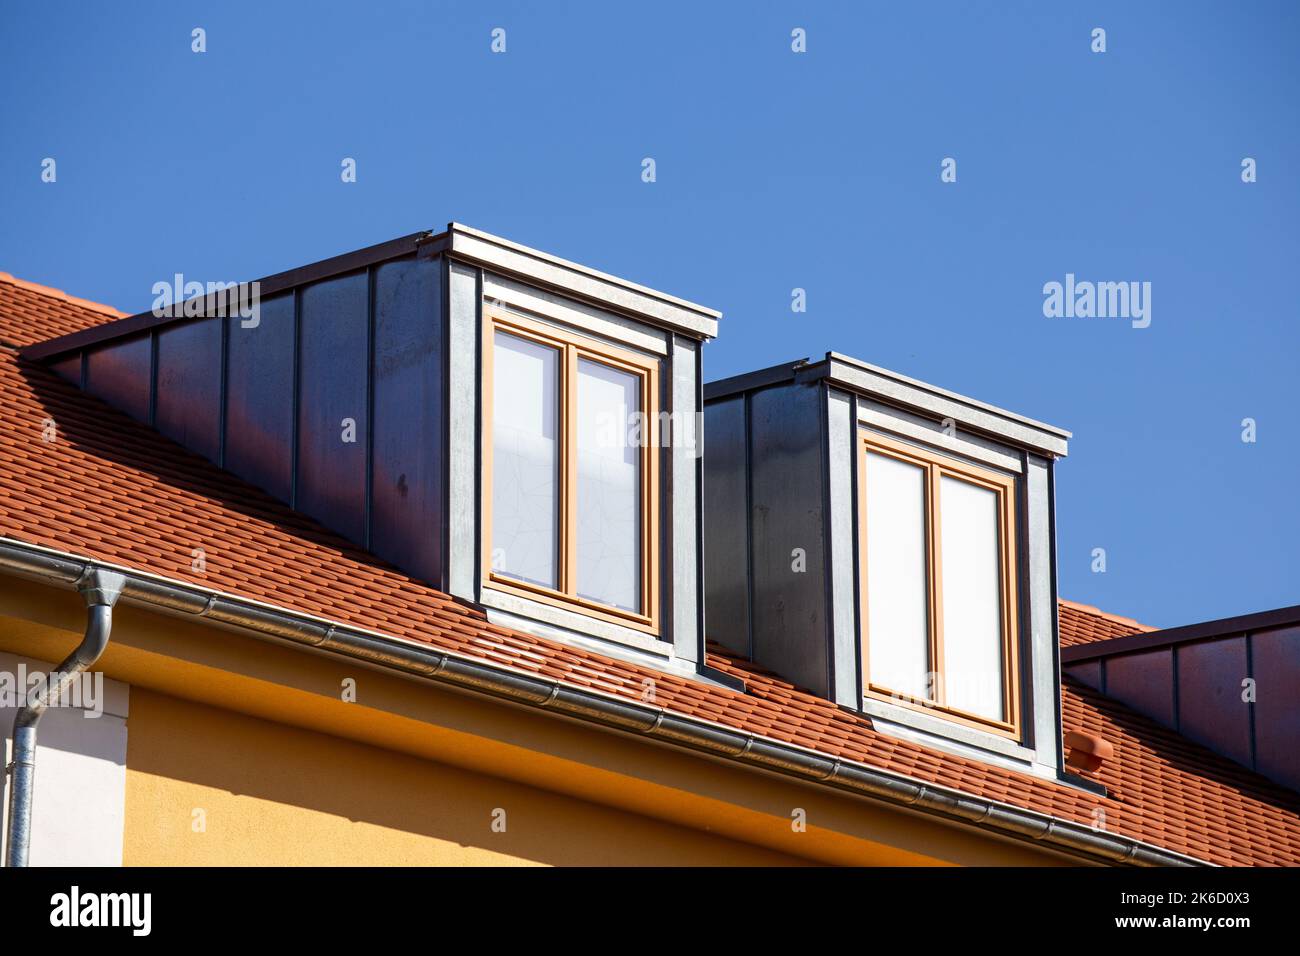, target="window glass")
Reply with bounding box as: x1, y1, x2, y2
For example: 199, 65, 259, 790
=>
939, 476, 1005, 721
576, 359, 641, 612
491, 331, 559, 589
864, 451, 931, 702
